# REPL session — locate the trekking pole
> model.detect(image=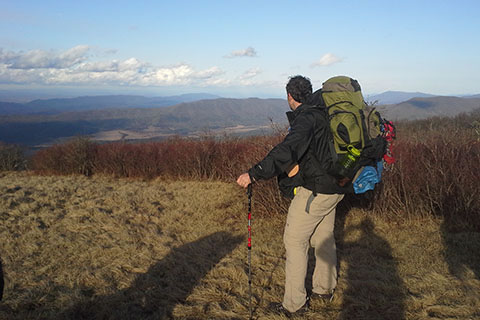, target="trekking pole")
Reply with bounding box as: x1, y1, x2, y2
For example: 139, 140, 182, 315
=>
247, 183, 253, 320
